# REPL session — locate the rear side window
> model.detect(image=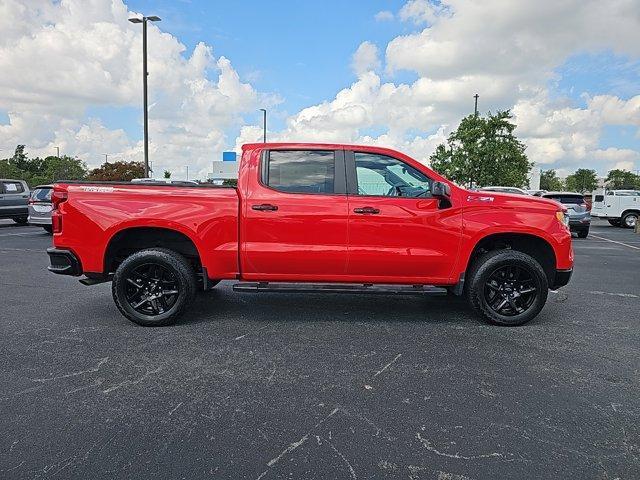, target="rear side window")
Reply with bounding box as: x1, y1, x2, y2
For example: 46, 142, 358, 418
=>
544, 195, 584, 204
32, 188, 52, 202
266, 150, 335, 194
594, 195, 604, 202
2, 181, 24, 193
